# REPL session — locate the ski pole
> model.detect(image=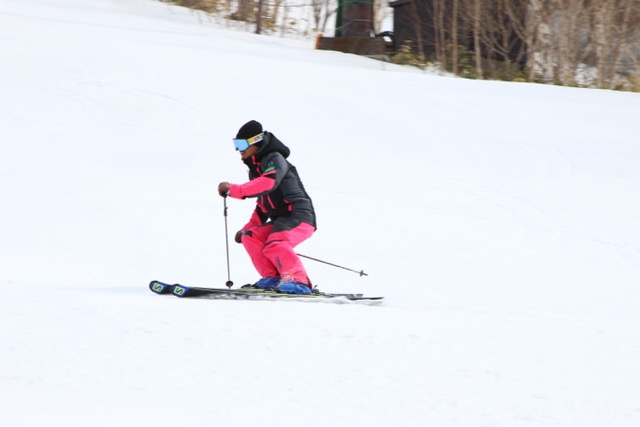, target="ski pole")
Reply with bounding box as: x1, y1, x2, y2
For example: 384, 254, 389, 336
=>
296, 253, 368, 277
223, 196, 233, 288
